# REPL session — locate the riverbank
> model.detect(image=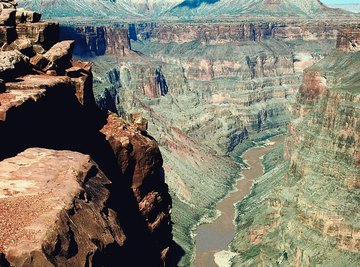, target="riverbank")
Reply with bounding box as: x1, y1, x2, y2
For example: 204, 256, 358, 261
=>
194, 135, 286, 267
